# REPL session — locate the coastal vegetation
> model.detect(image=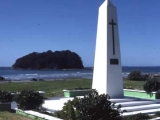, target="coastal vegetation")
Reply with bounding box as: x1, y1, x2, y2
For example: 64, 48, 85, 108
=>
12, 50, 84, 69
127, 70, 149, 81
0, 76, 5, 81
